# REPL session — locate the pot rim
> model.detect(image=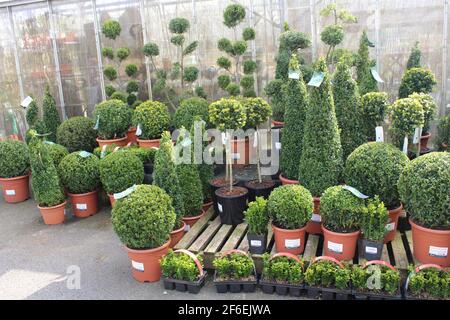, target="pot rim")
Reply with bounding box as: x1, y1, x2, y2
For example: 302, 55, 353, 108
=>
37, 200, 67, 210
279, 173, 299, 184
321, 224, 360, 237
245, 179, 276, 189
409, 218, 450, 234
0, 173, 30, 181
388, 203, 403, 213
171, 221, 186, 234
183, 209, 205, 221
67, 189, 99, 197
209, 177, 238, 188
125, 239, 171, 254
272, 222, 307, 233
96, 136, 127, 142
215, 186, 248, 199
128, 127, 137, 132
136, 137, 161, 143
